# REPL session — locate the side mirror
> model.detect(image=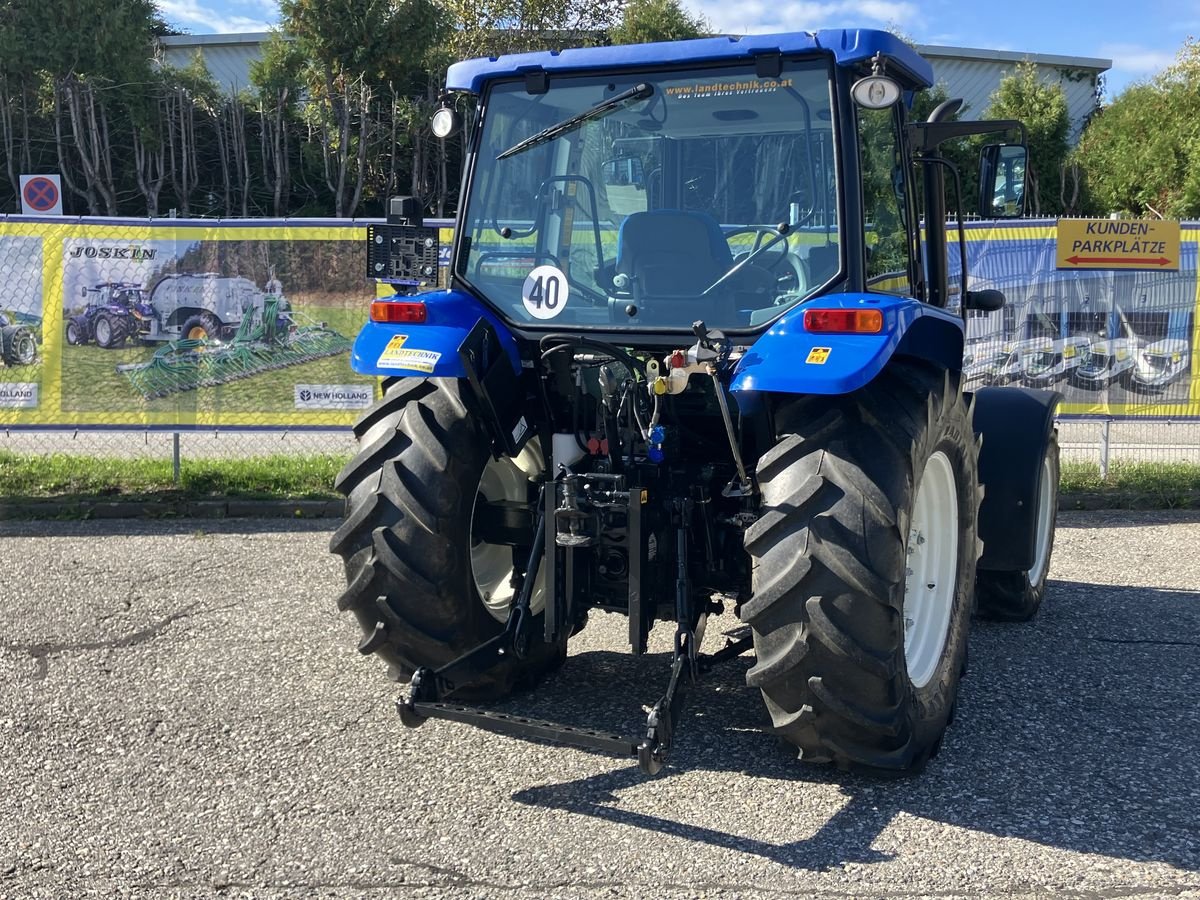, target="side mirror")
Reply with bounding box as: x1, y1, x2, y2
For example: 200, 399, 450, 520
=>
601, 156, 644, 189
964, 288, 1006, 312
978, 143, 1028, 218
